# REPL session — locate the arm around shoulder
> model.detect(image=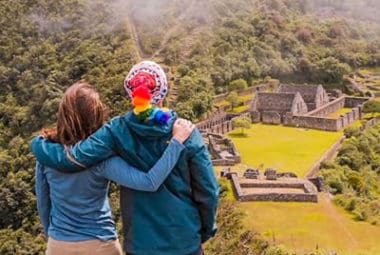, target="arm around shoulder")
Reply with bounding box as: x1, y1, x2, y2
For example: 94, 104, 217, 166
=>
98, 138, 185, 191
30, 118, 120, 172
31, 136, 82, 172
